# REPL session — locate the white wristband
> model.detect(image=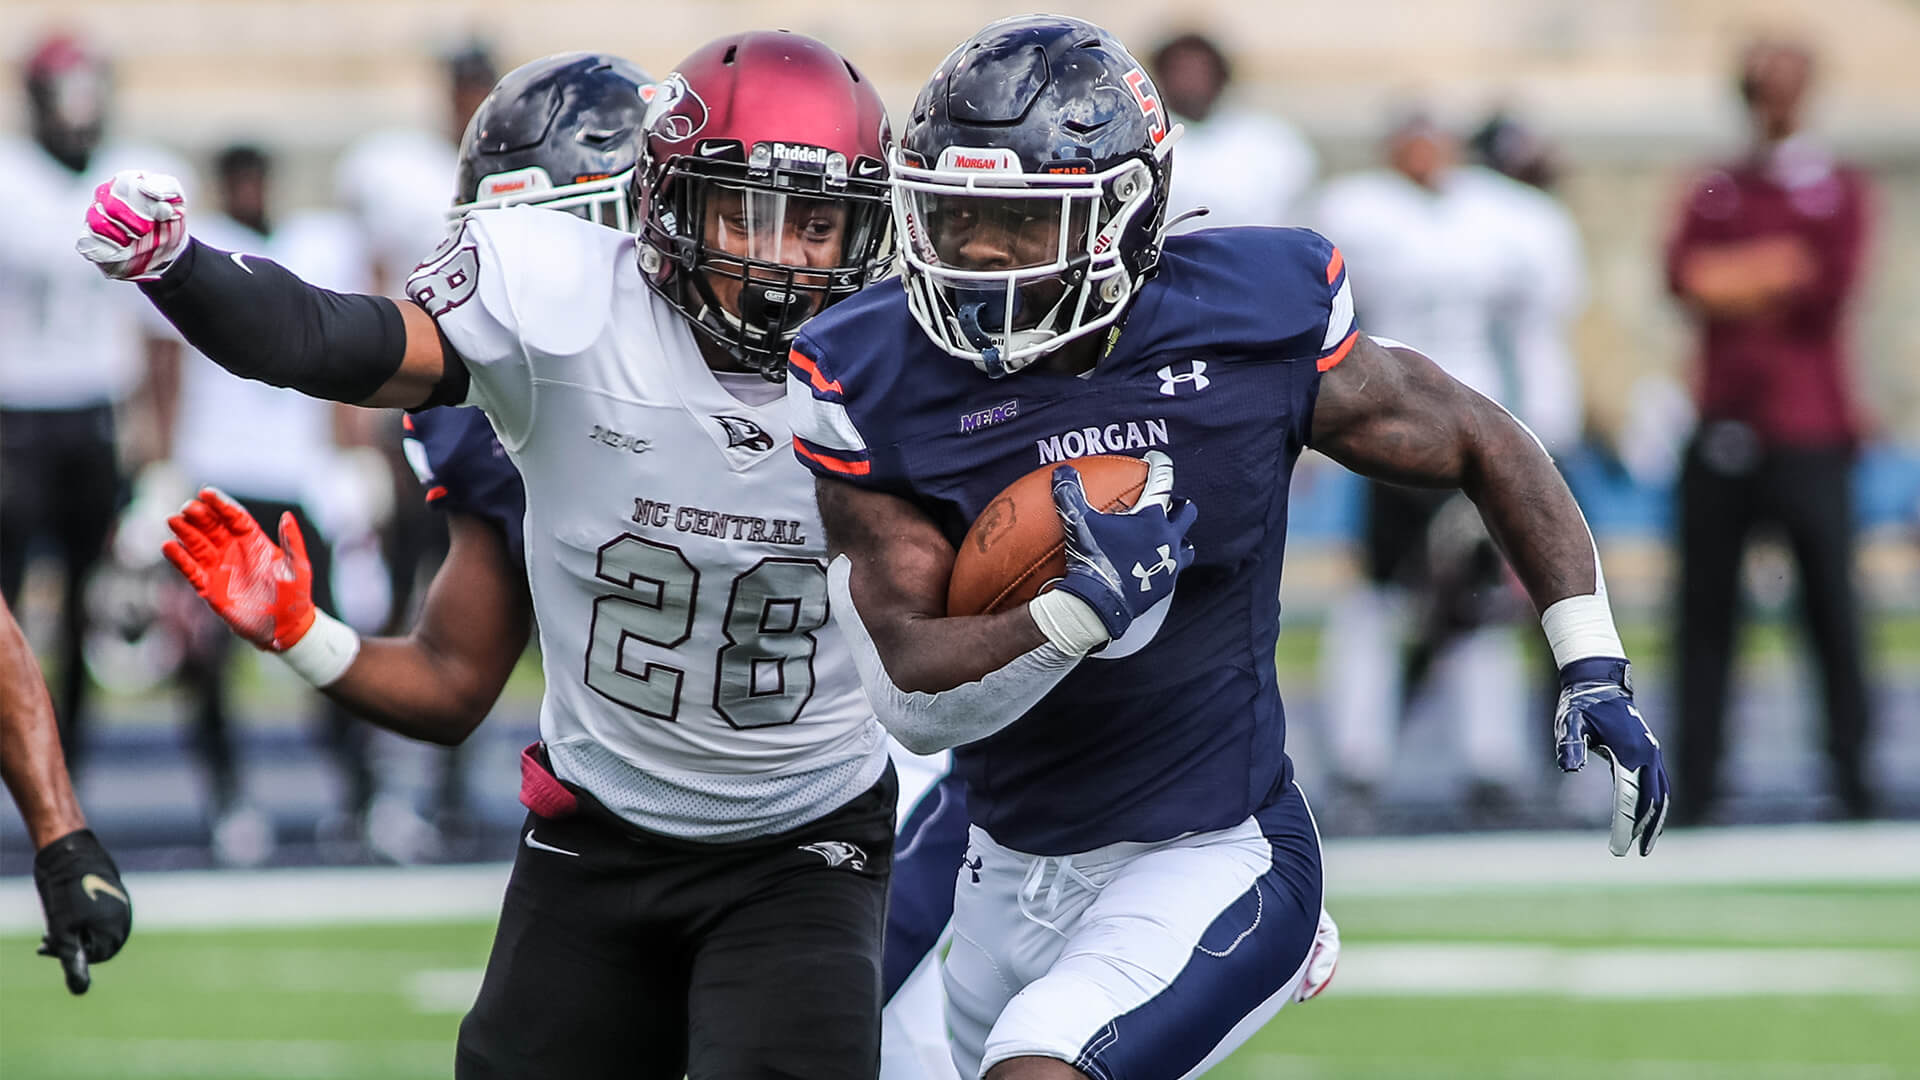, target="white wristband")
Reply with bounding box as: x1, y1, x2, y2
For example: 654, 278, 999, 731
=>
1027, 588, 1112, 657
277, 610, 361, 688
1540, 593, 1625, 669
